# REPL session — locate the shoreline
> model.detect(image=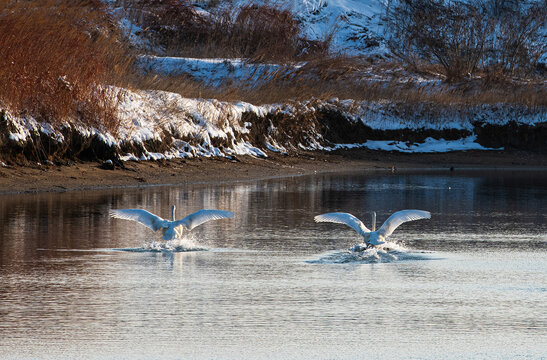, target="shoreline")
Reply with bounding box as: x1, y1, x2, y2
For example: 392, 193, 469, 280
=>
1, 149, 546, 195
